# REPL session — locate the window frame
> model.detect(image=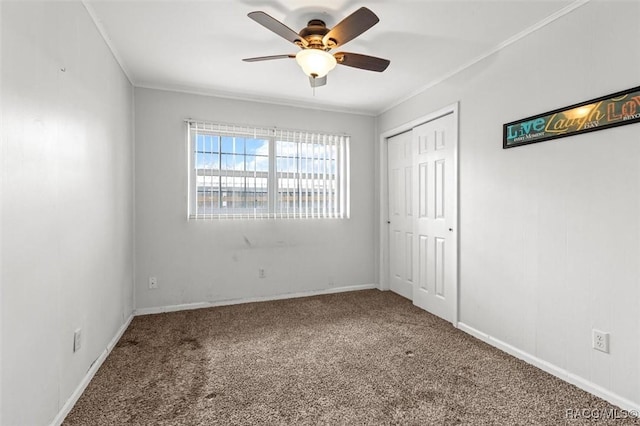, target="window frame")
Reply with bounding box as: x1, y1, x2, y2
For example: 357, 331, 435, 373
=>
187, 120, 350, 220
